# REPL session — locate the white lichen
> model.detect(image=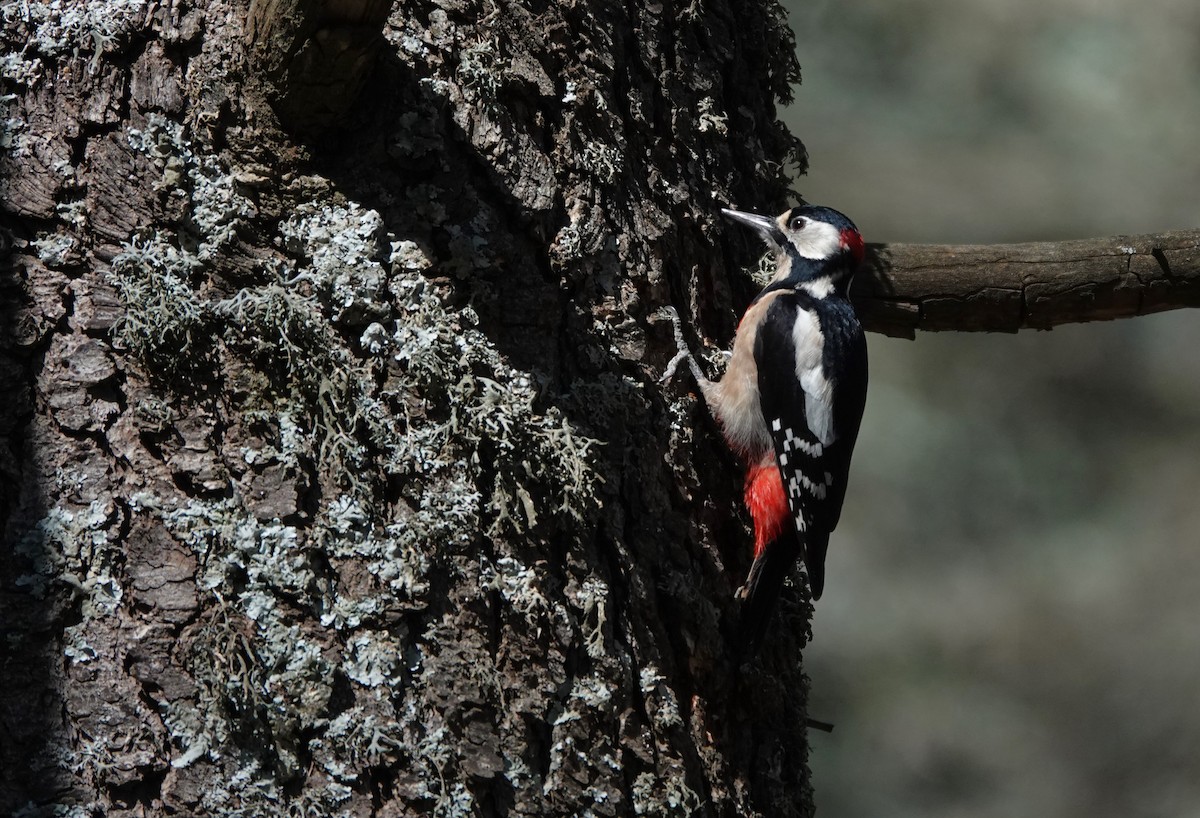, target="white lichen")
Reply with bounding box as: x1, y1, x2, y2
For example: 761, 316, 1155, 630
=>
0, 51, 41, 84
482, 554, 550, 624
13, 501, 122, 616
696, 97, 728, 135
108, 231, 206, 382
631, 769, 704, 817
126, 115, 257, 260
579, 576, 609, 659
457, 40, 501, 99
343, 629, 405, 687
2, 0, 149, 67
279, 202, 391, 325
